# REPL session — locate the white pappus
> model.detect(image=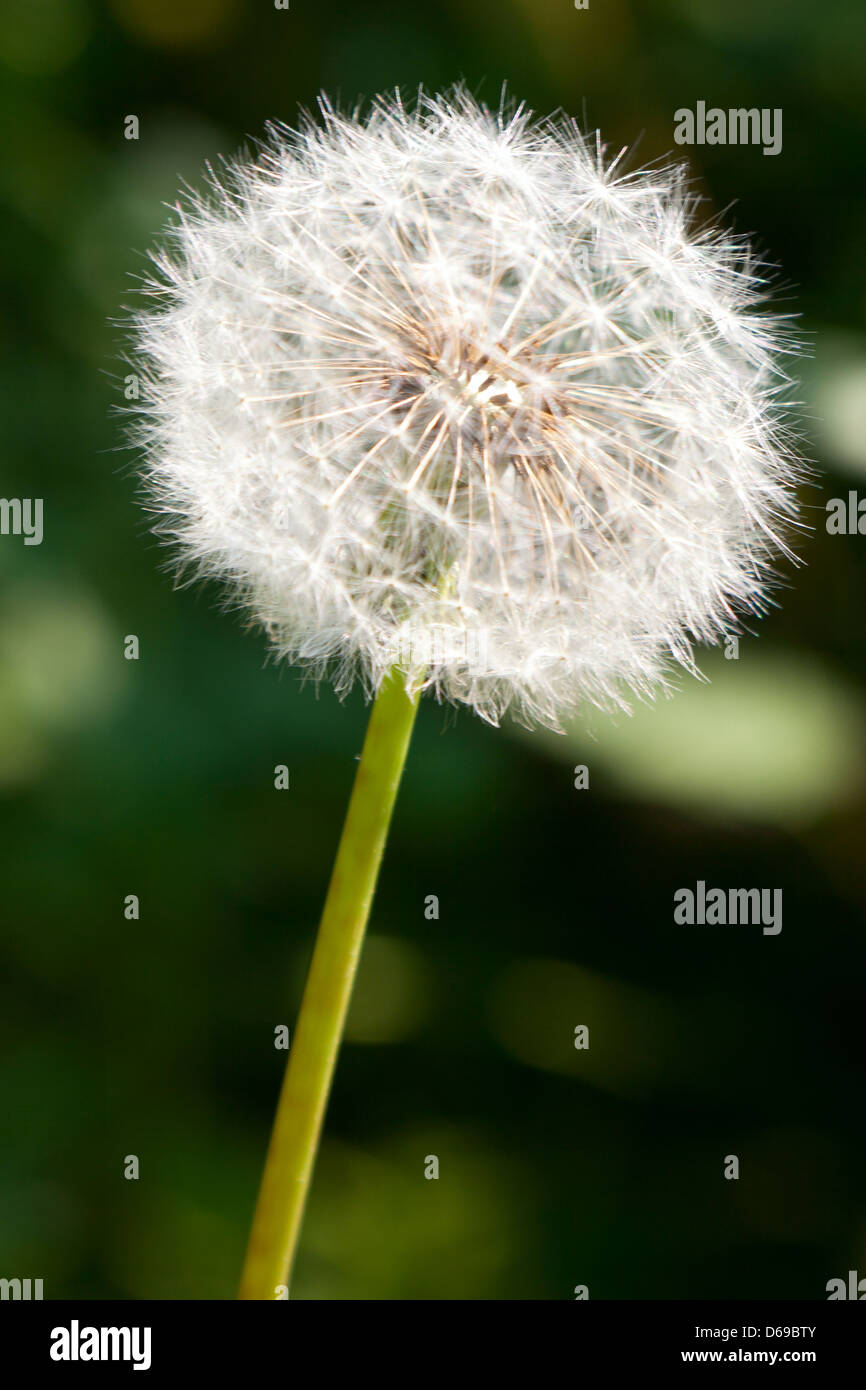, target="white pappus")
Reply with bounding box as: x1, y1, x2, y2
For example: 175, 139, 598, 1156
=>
130, 88, 803, 729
